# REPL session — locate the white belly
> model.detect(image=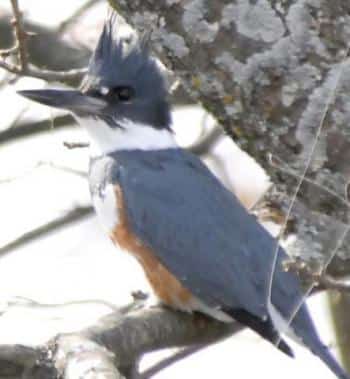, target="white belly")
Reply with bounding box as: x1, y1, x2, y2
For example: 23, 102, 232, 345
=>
92, 184, 119, 233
